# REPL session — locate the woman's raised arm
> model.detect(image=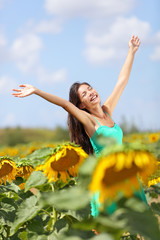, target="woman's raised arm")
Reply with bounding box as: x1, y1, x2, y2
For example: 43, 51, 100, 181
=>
12, 84, 92, 127
103, 35, 141, 115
